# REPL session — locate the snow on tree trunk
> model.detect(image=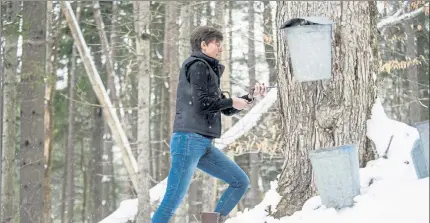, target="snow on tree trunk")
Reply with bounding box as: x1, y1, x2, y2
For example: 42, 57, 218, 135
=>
273, 1, 378, 217
20, 2, 46, 222
133, 1, 152, 222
